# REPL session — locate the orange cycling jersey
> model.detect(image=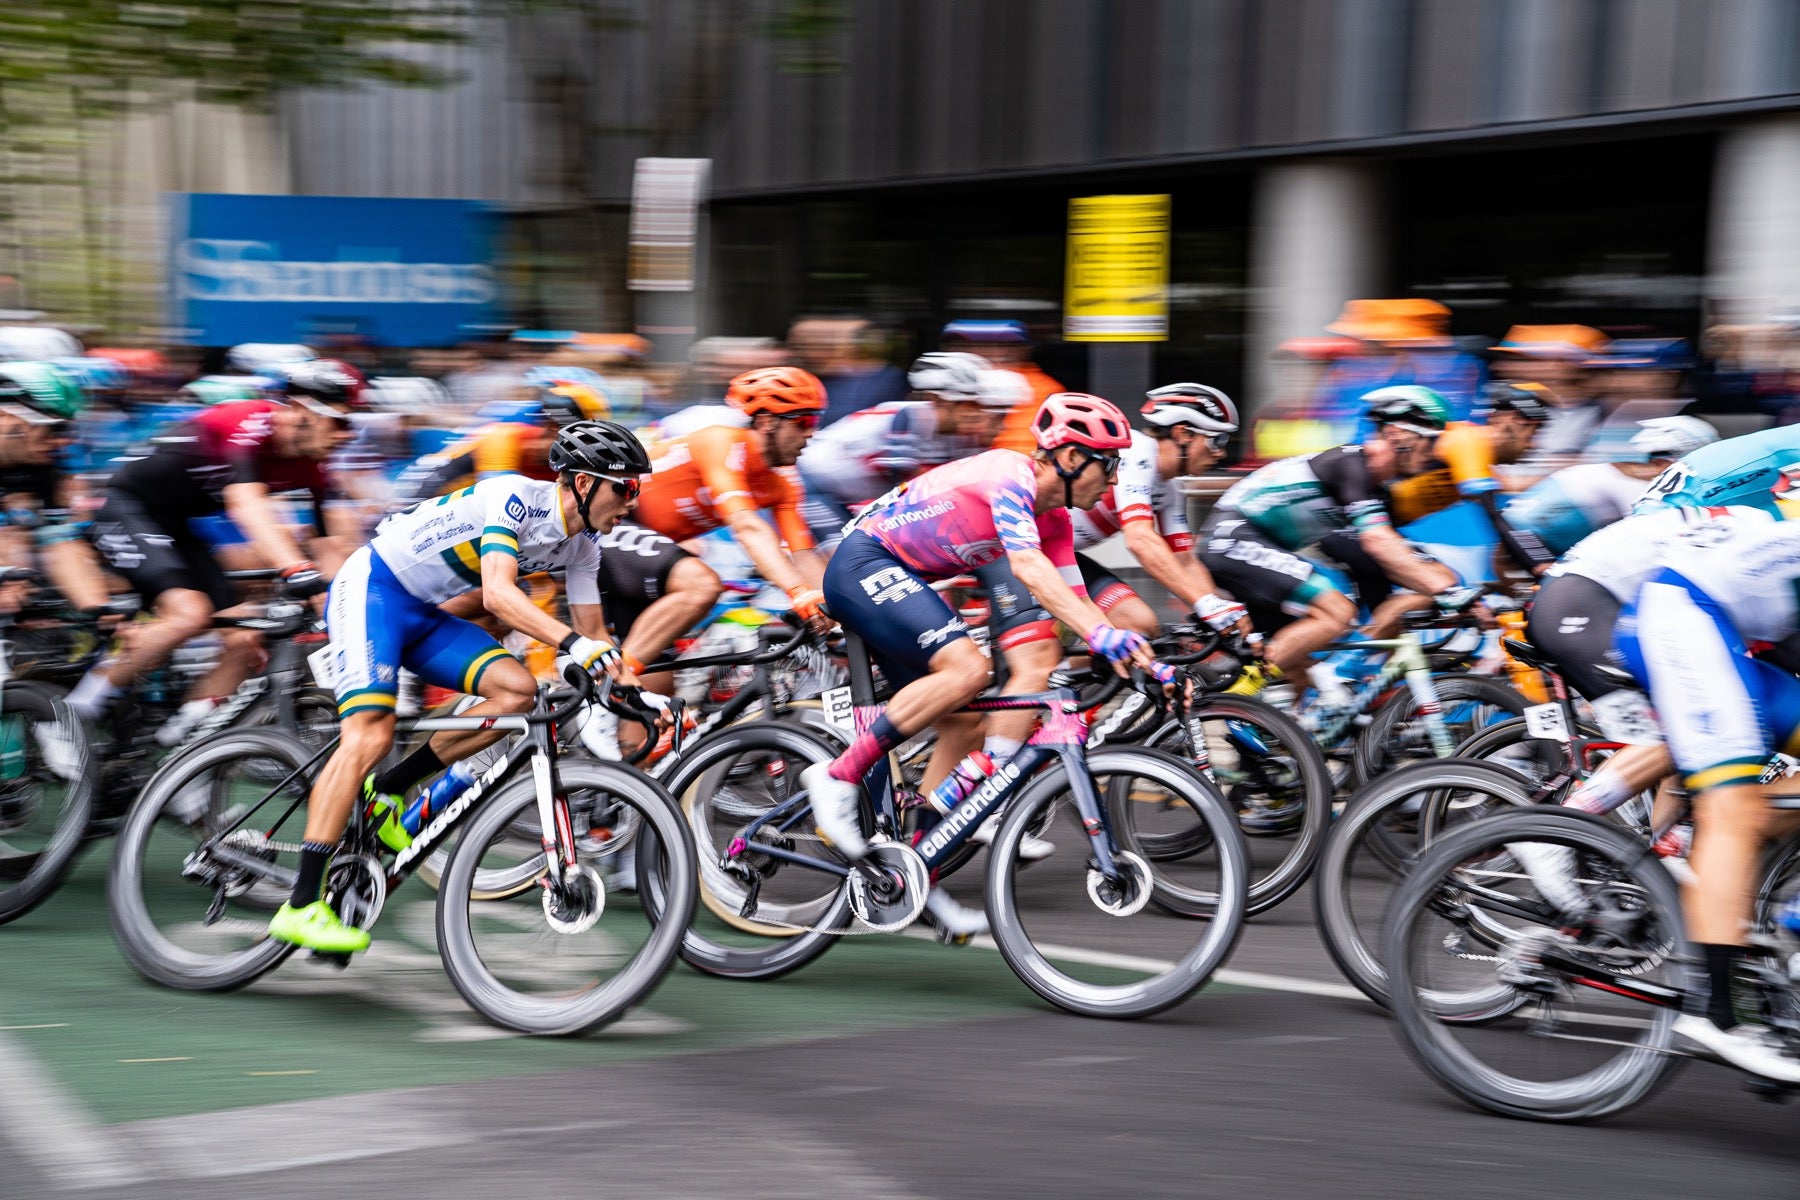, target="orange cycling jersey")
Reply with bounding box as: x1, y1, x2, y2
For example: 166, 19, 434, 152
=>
1384, 422, 1499, 526
635, 424, 815, 551
393, 421, 555, 508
